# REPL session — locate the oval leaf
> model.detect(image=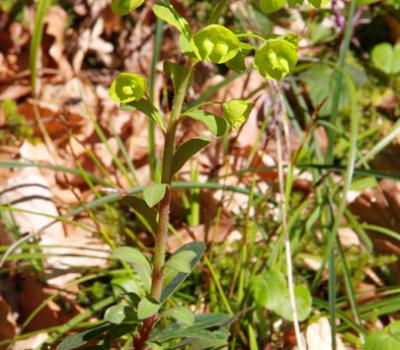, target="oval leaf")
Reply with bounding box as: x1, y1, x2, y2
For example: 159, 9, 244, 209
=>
138, 297, 160, 320
183, 109, 227, 136
223, 99, 253, 130
192, 25, 240, 64
122, 196, 158, 234
109, 72, 146, 103
111, 0, 144, 16
254, 38, 298, 80
165, 250, 197, 273
122, 98, 165, 132
143, 183, 167, 207
371, 42, 400, 75
104, 303, 127, 324
171, 137, 210, 175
